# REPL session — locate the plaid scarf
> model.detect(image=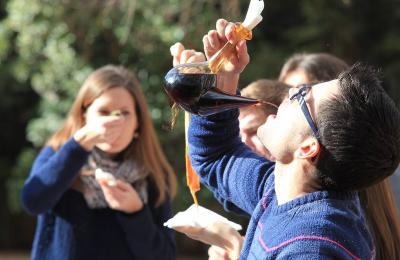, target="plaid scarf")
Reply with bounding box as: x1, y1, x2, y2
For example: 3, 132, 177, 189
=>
80, 148, 149, 209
